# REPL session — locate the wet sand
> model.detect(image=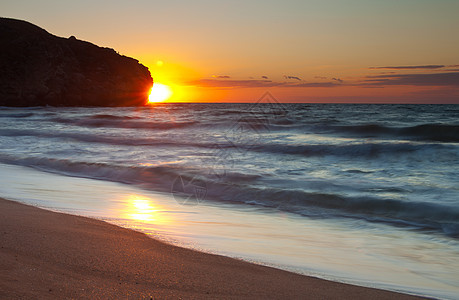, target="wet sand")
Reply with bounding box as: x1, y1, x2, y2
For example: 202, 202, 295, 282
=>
0, 198, 423, 299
